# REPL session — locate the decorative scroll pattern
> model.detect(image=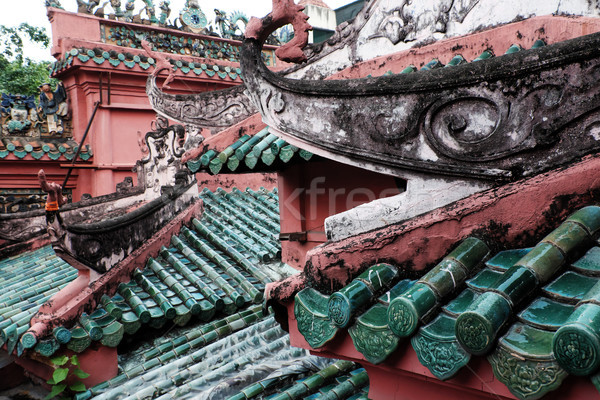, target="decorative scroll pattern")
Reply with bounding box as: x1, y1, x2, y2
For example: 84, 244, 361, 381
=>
349, 324, 399, 364
146, 76, 257, 131
554, 329, 598, 376
411, 334, 470, 380
138, 116, 188, 192
241, 10, 600, 180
